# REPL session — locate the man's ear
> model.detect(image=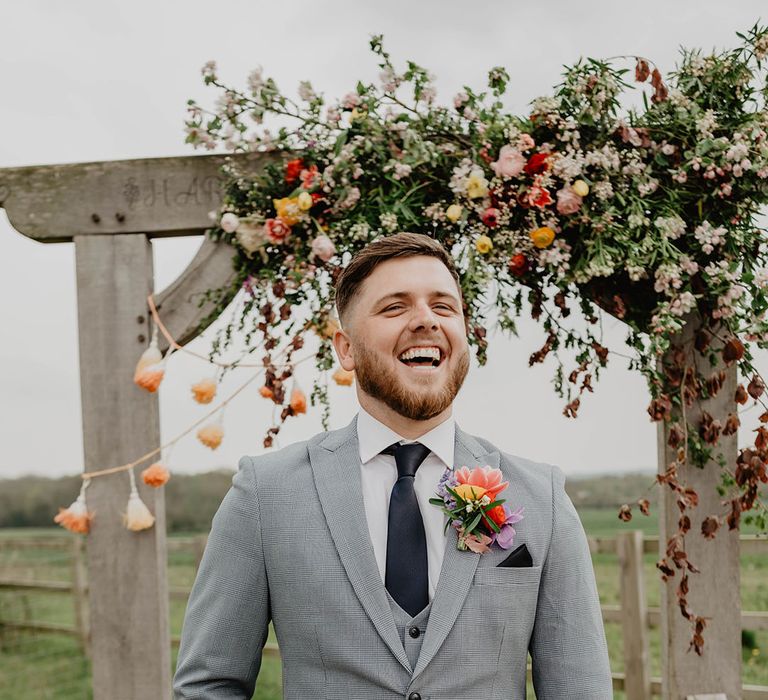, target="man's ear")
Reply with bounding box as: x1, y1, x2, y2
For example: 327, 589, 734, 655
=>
332, 327, 355, 371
